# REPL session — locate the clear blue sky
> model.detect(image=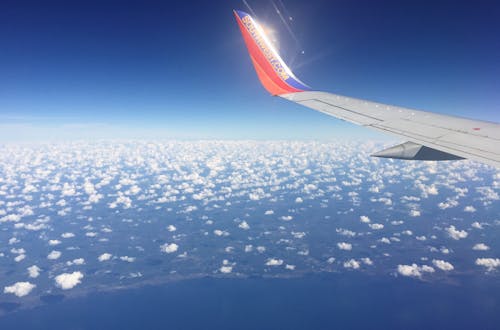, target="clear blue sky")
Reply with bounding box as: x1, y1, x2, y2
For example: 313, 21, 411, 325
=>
0, 0, 499, 141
